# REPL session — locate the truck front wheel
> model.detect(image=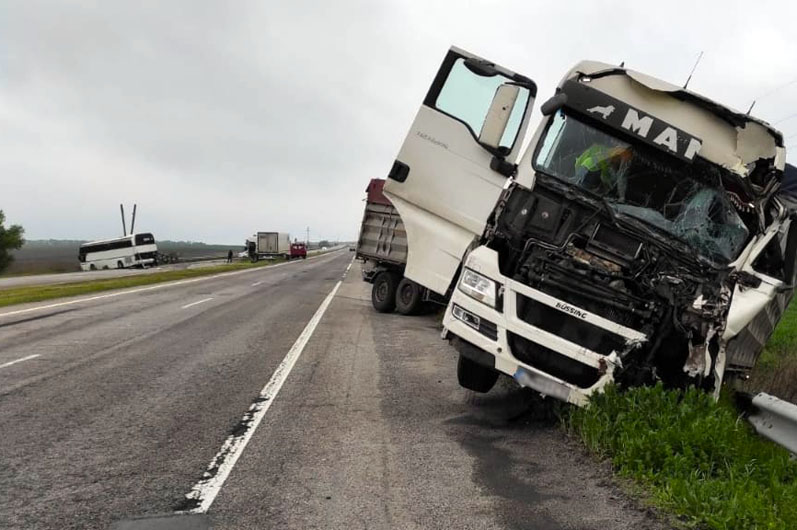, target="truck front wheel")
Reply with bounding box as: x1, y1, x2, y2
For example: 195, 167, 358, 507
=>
395, 278, 424, 315
457, 353, 499, 393
372, 272, 399, 313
